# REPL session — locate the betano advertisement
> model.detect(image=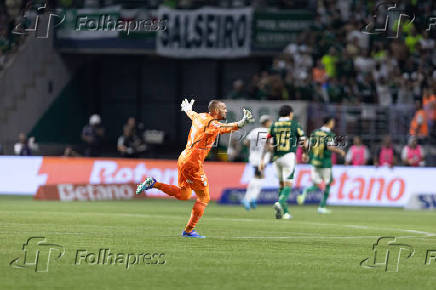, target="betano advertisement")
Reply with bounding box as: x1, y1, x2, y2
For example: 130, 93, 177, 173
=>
0, 156, 435, 207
